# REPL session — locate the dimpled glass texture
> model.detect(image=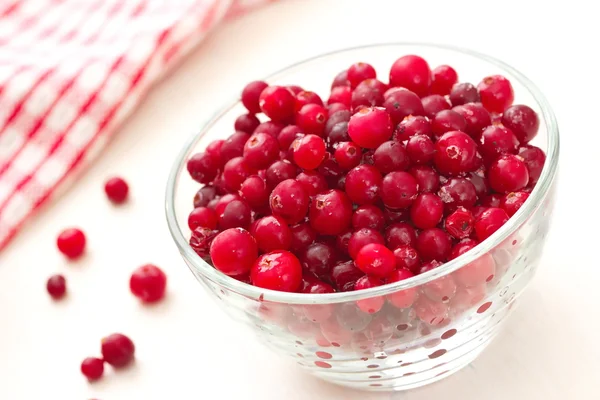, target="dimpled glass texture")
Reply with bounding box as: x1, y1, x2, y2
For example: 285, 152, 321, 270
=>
166, 43, 559, 392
